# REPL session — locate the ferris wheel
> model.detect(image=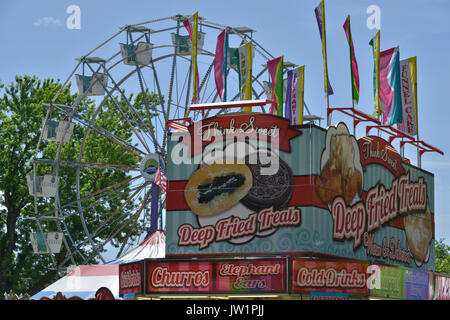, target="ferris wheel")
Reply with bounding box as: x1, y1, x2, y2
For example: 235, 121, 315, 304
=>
28, 14, 304, 274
